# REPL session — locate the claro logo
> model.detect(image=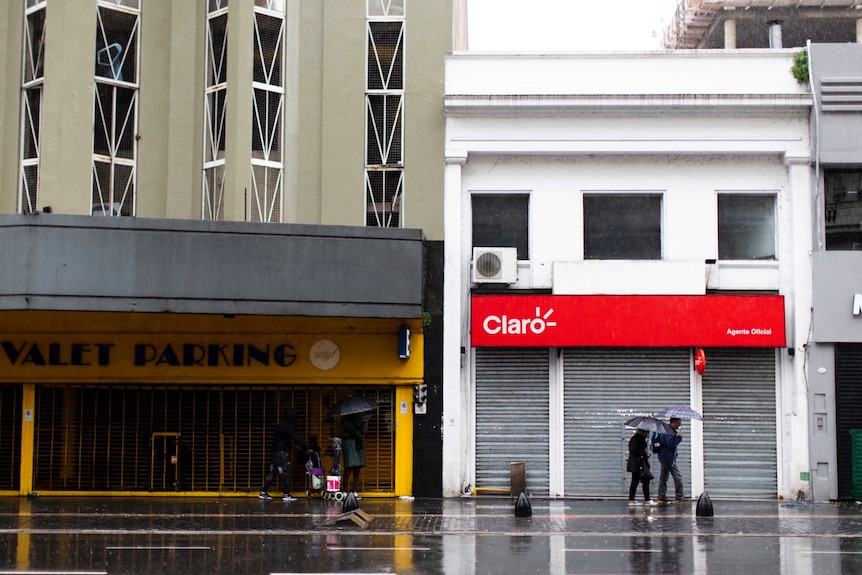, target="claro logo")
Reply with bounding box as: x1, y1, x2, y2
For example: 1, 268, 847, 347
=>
482, 307, 557, 335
